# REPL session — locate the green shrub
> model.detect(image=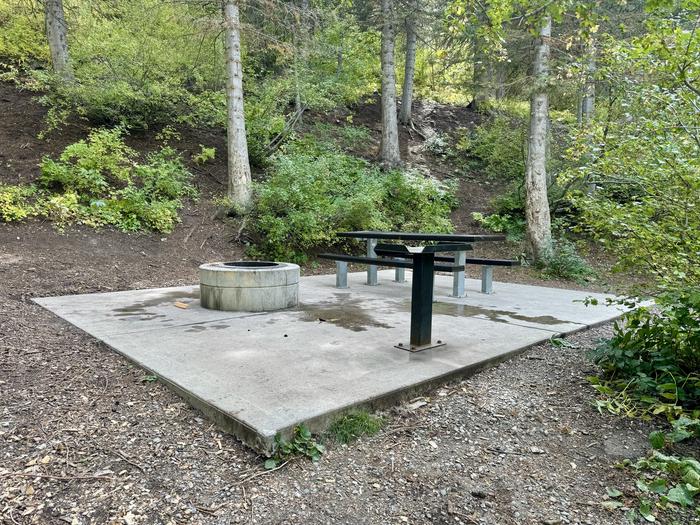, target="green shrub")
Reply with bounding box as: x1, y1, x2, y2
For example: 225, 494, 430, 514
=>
456, 115, 526, 180
1, 128, 195, 234
589, 291, 700, 417
540, 238, 595, 282
0, 1, 48, 67
309, 123, 373, 152
39, 127, 134, 195
252, 143, 455, 262
0, 184, 36, 221
471, 212, 525, 241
